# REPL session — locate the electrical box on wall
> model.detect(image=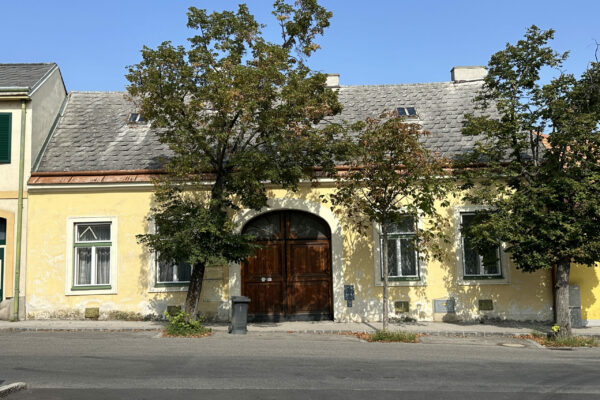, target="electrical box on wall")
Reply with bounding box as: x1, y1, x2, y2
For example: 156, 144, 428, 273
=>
433, 298, 455, 313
